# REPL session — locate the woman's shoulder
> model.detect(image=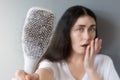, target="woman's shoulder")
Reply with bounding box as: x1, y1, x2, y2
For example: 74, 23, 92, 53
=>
39, 59, 57, 68
39, 59, 54, 64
